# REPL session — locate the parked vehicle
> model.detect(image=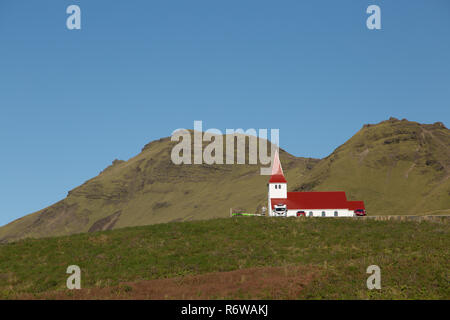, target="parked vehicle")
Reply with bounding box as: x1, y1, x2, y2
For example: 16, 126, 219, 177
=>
296, 211, 306, 217
273, 204, 287, 216
354, 209, 366, 216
